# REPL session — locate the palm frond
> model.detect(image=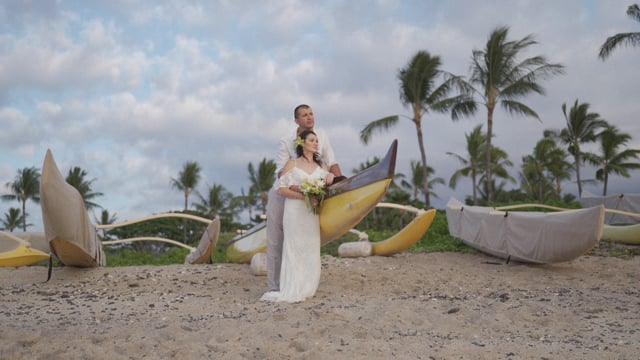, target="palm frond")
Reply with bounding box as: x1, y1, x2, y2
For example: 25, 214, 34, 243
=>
500, 100, 539, 120
359, 115, 400, 144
